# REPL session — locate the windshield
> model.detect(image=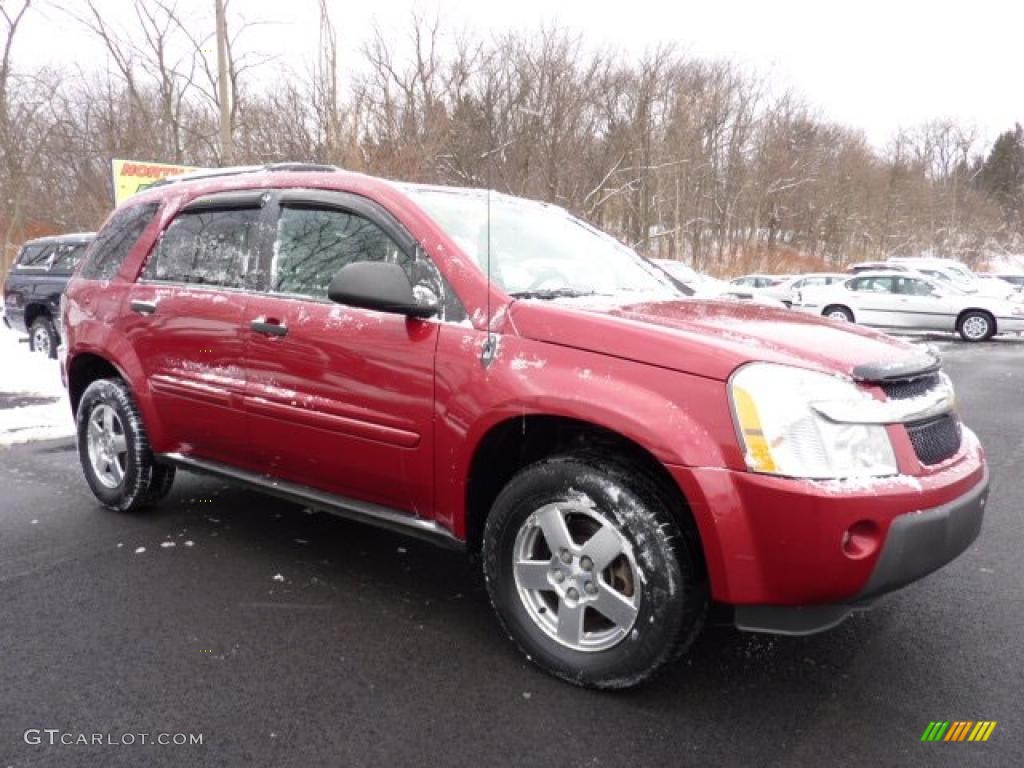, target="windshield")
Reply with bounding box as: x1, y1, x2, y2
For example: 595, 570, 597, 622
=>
403, 186, 677, 298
